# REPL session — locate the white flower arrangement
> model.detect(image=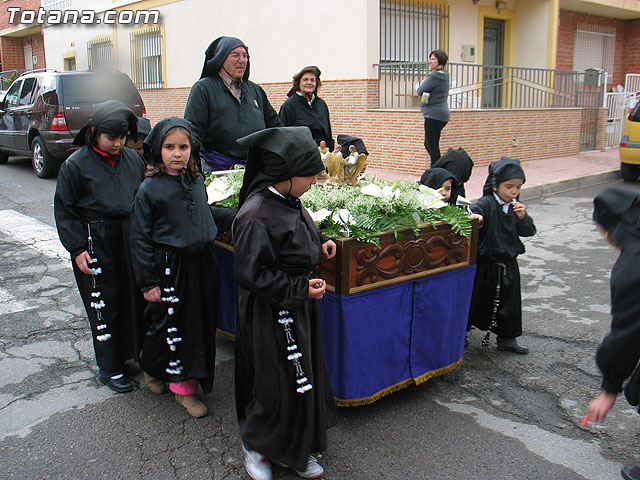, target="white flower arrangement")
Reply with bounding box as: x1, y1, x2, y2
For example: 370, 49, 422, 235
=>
206, 169, 472, 246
